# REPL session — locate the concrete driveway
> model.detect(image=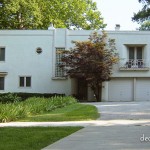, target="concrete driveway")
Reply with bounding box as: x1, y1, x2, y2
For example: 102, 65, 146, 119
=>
93, 101, 150, 120
42, 101, 150, 150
